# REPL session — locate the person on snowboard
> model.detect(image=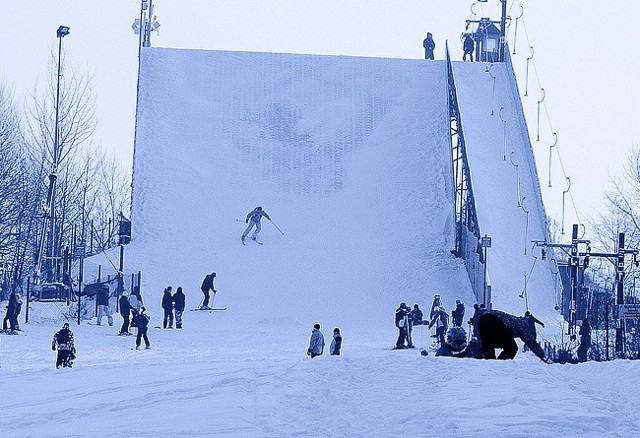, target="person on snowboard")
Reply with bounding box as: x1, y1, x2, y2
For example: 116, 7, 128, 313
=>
307, 323, 325, 358
241, 206, 271, 243
52, 322, 76, 368
200, 272, 217, 310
